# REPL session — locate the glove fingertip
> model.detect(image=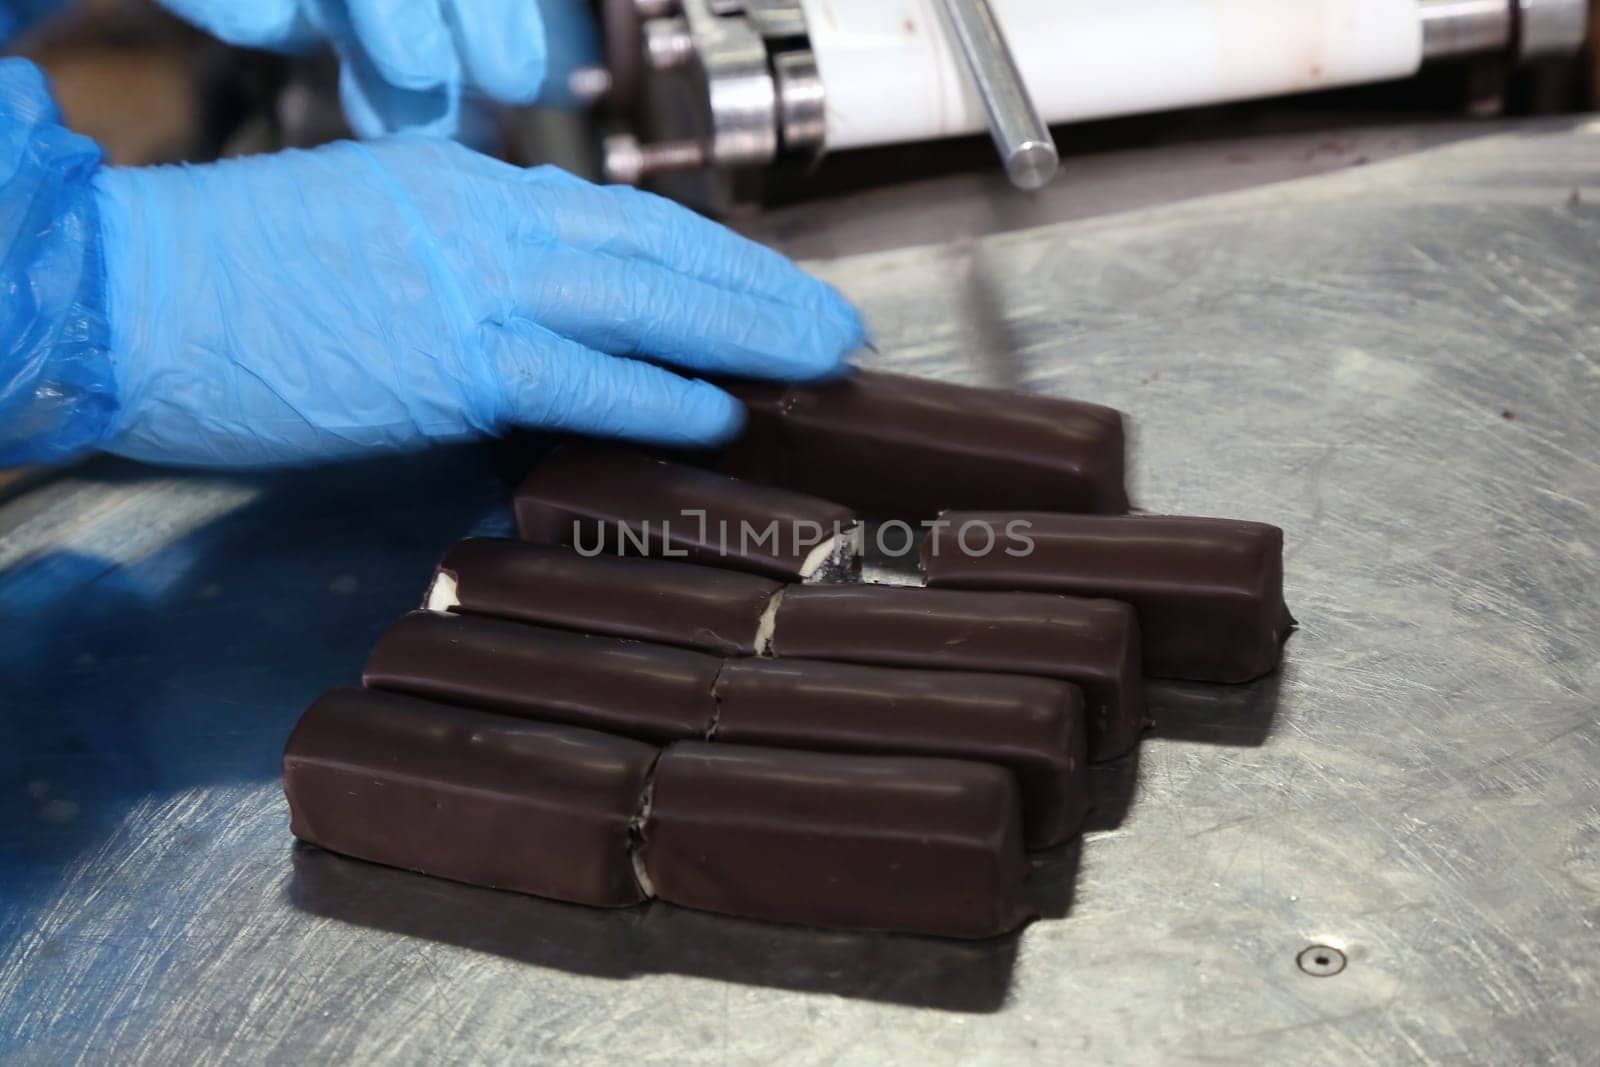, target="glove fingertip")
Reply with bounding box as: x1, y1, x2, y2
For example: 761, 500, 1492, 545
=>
156, 0, 315, 51
783, 347, 849, 383
455, 4, 549, 104
821, 284, 867, 331
677, 380, 745, 444
473, 54, 548, 105
789, 299, 868, 382
346, 0, 457, 90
